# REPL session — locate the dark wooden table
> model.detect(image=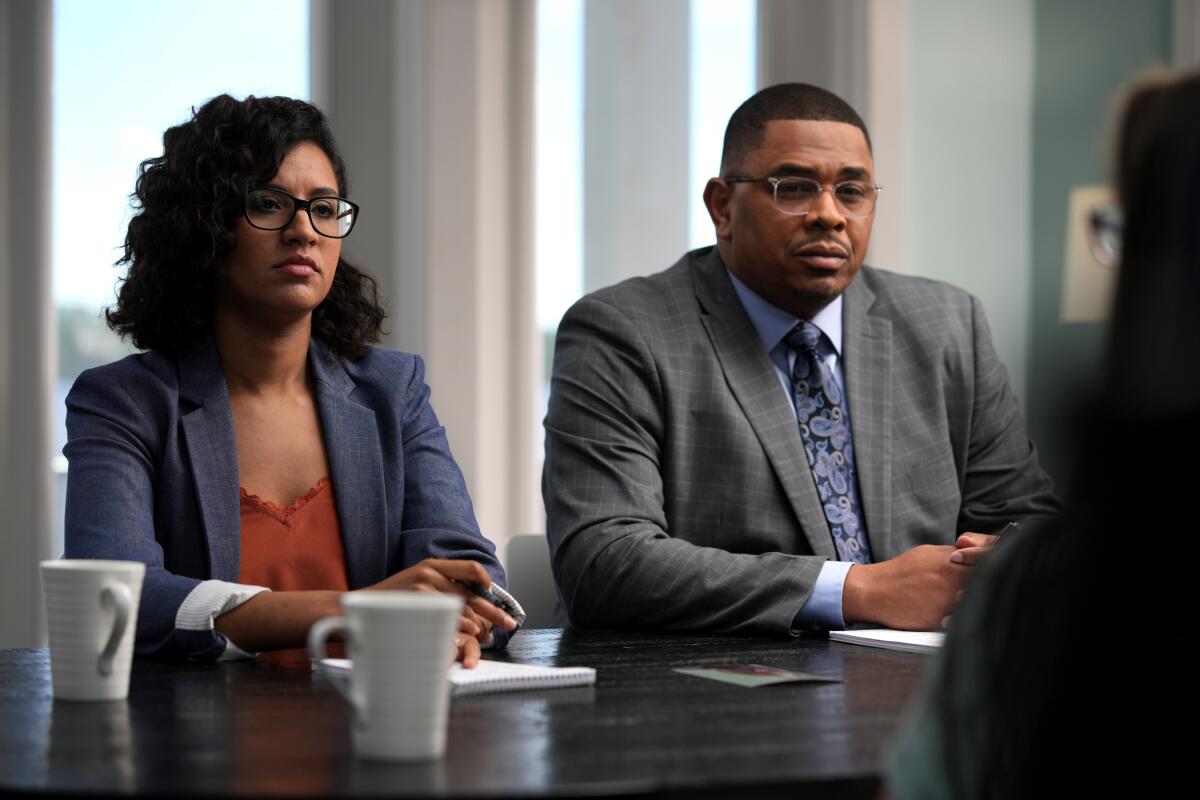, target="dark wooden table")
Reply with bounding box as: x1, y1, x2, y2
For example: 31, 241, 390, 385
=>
0, 629, 929, 798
